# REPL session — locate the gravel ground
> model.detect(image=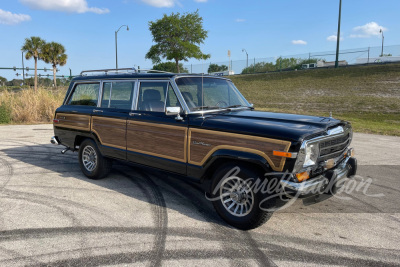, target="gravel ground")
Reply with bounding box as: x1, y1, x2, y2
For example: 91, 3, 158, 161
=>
0, 124, 399, 266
